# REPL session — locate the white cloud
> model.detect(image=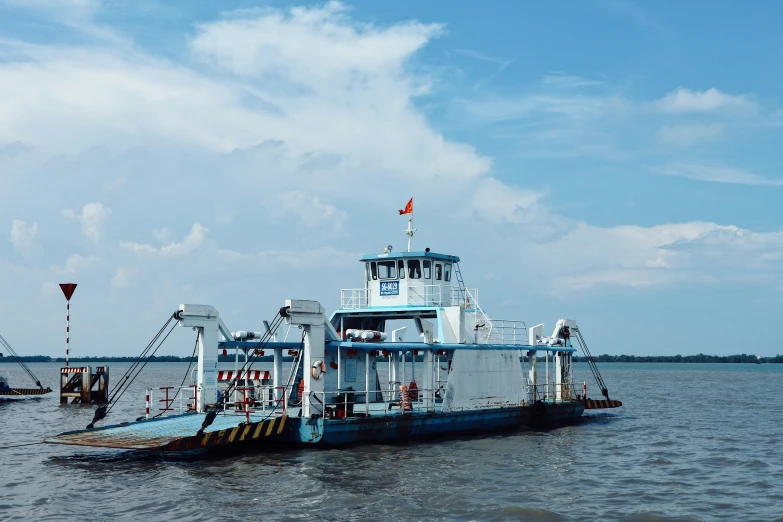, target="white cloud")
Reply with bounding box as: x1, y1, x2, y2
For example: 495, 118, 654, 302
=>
277, 191, 347, 229
152, 228, 170, 243
110, 265, 134, 290
63, 202, 112, 243
528, 221, 778, 291
190, 2, 442, 82
0, 4, 488, 185
657, 88, 756, 114
472, 178, 544, 224
657, 123, 724, 147
654, 164, 783, 186
60, 253, 98, 274
540, 73, 603, 89
120, 223, 208, 256
10, 219, 38, 253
